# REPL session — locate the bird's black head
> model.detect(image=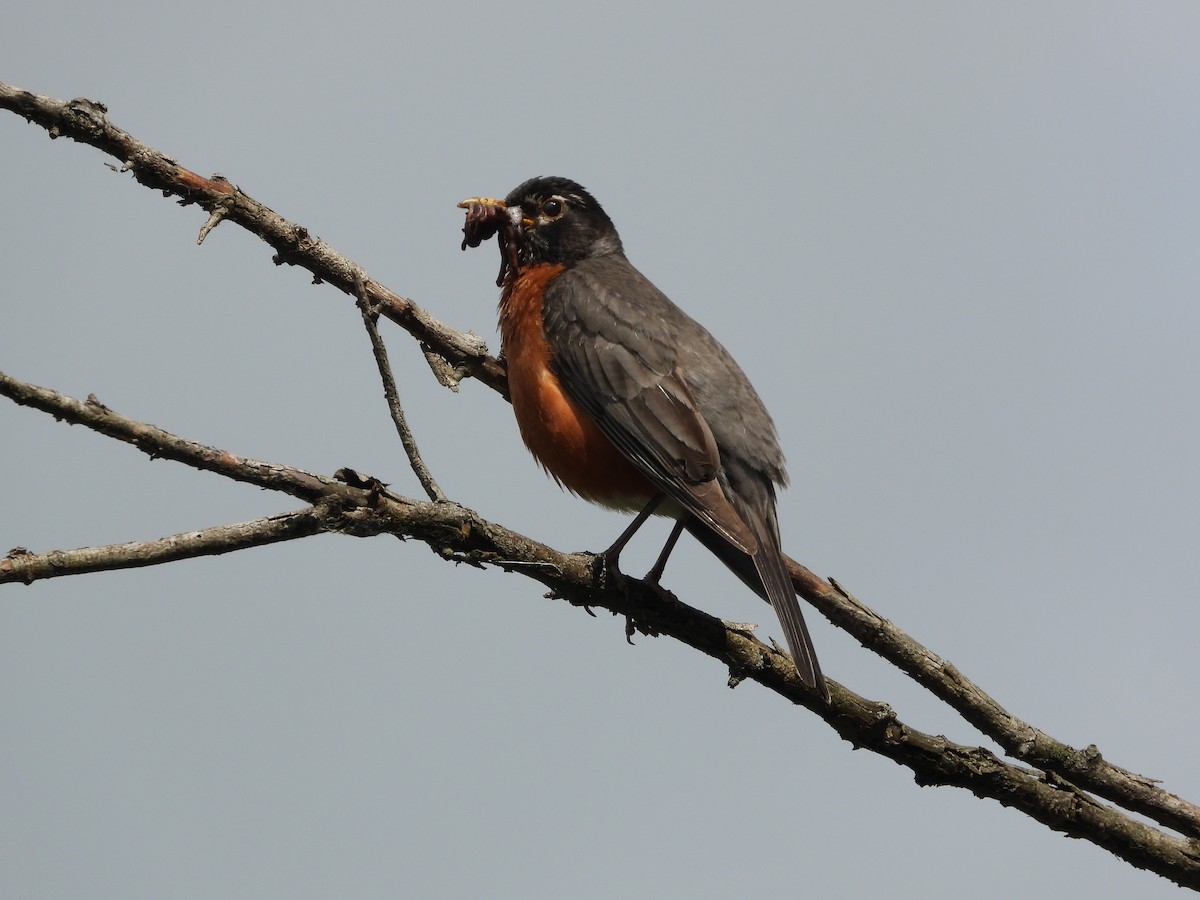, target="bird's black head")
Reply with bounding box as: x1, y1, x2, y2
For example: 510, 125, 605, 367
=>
503, 176, 623, 264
